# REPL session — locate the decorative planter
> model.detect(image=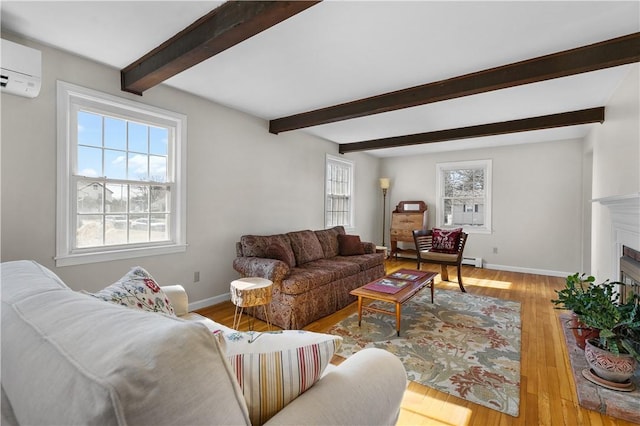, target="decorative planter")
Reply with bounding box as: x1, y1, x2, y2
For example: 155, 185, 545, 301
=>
569, 312, 600, 350
584, 339, 637, 383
